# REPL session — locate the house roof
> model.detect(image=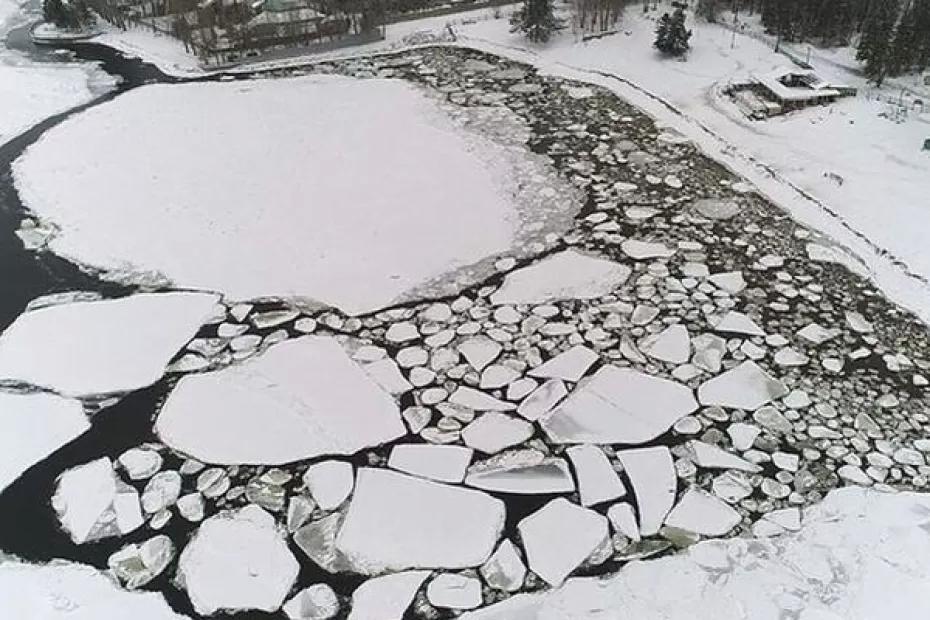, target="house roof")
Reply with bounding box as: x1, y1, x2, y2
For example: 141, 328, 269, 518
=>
753, 67, 845, 102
